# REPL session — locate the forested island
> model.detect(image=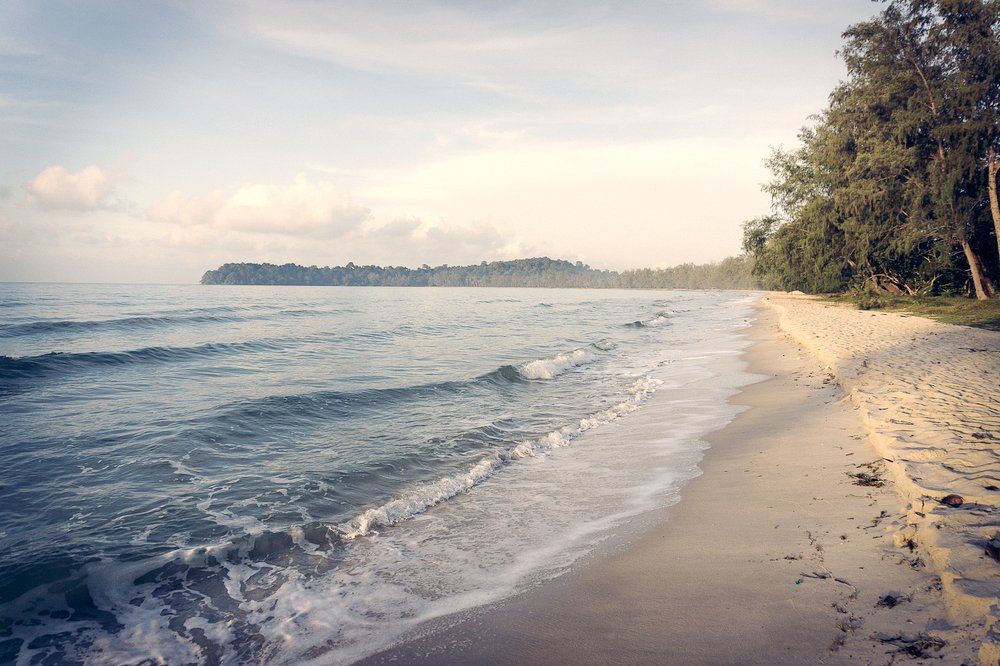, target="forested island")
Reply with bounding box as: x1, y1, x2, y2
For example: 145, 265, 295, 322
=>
743, 0, 1000, 300
201, 256, 757, 289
